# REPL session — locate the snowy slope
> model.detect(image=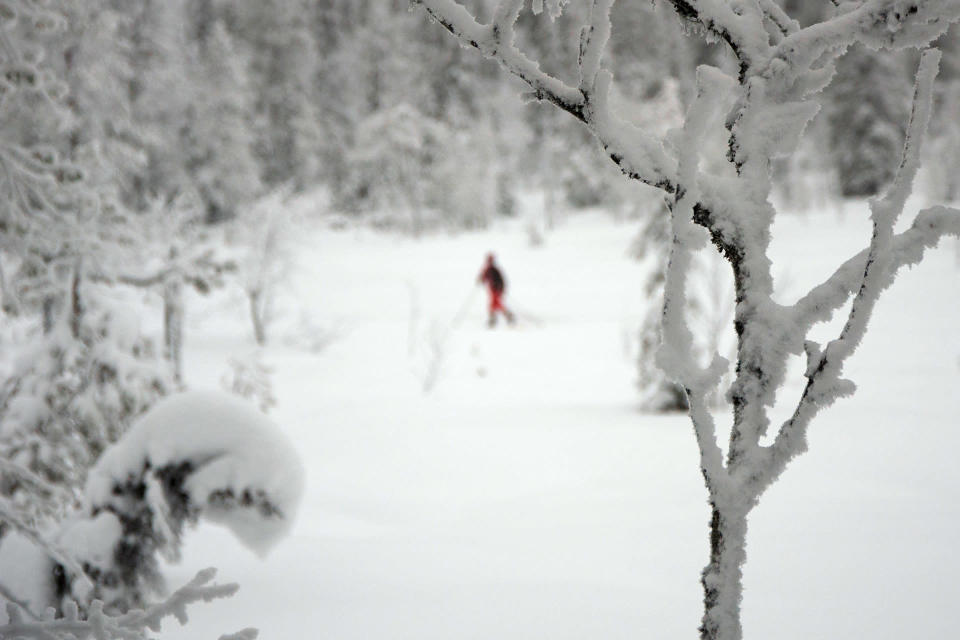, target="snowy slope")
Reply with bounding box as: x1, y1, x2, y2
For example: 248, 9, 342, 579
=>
160, 199, 959, 639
